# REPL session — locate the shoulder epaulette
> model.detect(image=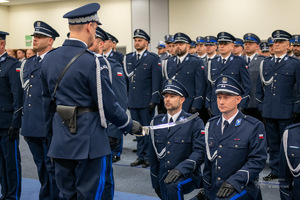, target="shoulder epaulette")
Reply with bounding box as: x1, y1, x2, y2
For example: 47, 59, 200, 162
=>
285, 123, 300, 130
148, 52, 159, 58
208, 115, 220, 122
242, 115, 259, 125
153, 113, 164, 119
